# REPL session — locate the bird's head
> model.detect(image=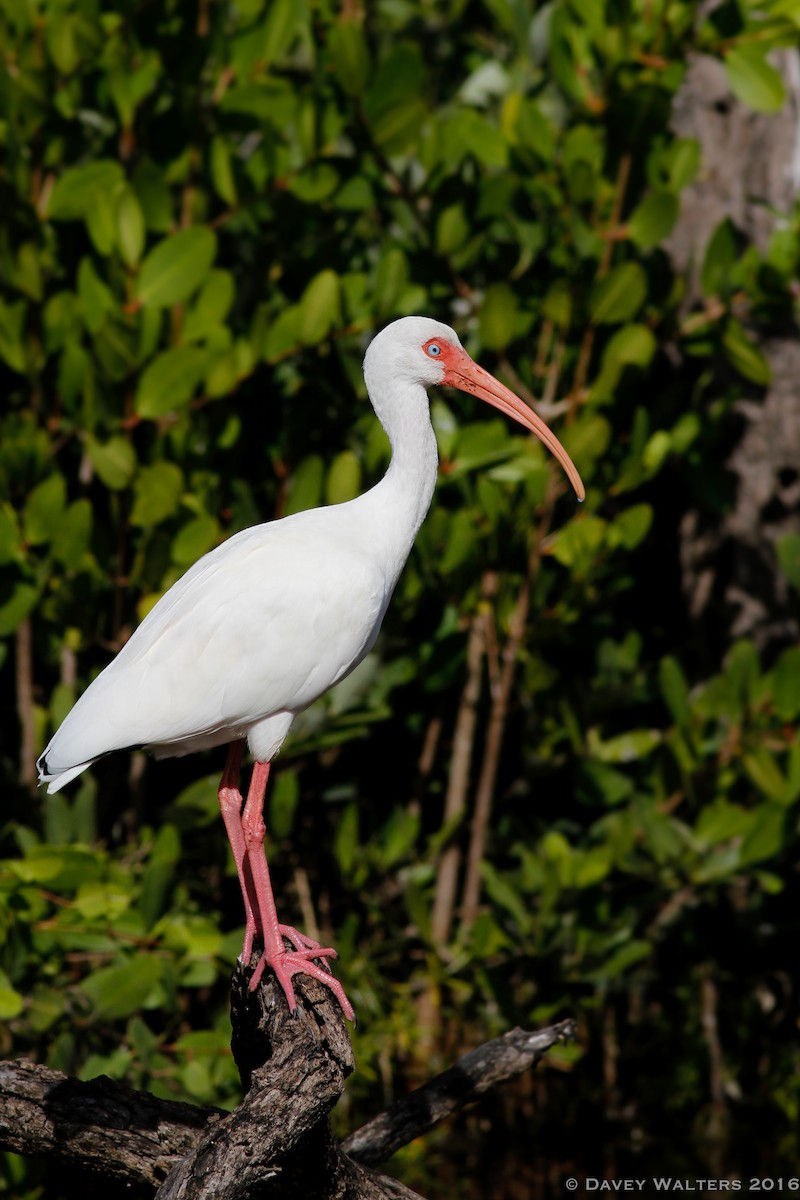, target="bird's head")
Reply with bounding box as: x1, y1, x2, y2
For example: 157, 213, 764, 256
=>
364, 315, 462, 389
364, 316, 585, 501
